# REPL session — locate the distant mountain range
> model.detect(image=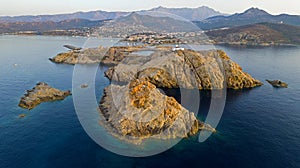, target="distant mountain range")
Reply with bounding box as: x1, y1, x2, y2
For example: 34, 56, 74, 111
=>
0, 19, 105, 34
144, 6, 223, 21
0, 11, 127, 23
206, 22, 300, 45
2, 7, 300, 31
0, 6, 222, 23
194, 7, 300, 30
